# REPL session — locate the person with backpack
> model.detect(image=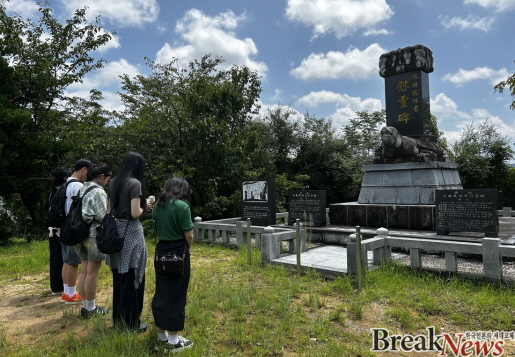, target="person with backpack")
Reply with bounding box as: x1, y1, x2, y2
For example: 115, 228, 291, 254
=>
74, 164, 111, 318
47, 167, 70, 295
61, 159, 92, 305
106, 152, 151, 332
